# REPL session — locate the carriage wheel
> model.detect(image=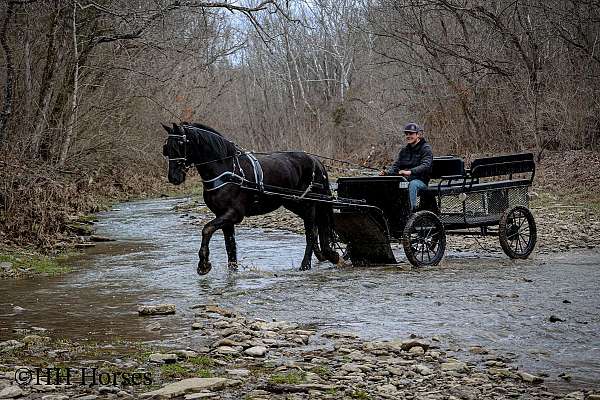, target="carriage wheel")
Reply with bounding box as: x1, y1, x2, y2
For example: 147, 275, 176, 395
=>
499, 206, 537, 259
402, 211, 446, 267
